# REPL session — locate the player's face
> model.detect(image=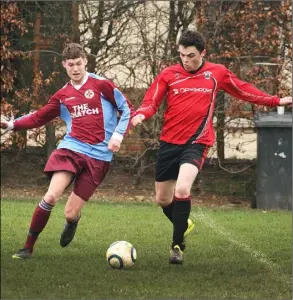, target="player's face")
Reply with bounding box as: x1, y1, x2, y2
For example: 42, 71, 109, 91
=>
178, 45, 206, 72
62, 57, 87, 84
